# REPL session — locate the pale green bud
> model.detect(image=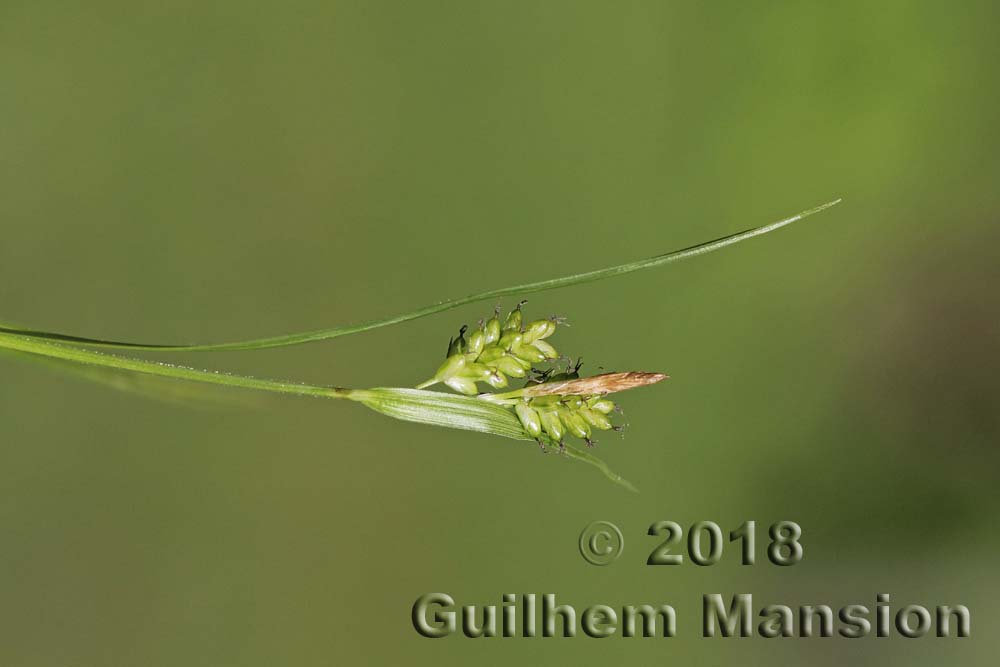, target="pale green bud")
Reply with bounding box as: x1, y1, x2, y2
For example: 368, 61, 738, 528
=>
484, 371, 509, 389
446, 325, 469, 357
530, 339, 558, 359
559, 407, 592, 441
462, 362, 494, 381
511, 342, 546, 364
494, 355, 527, 378
589, 398, 615, 414
467, 329, 485, 356
498, 331, 523, 350
484, 316, 501, 345
432, 355, 466, 381
444, 376, 479, 395
579, 407, 613, 431
539, 409, 565, 443
529, 395, 562, 408
503, 301, 525, 331
509, 354, 533, 370
522, 319, 555, 343
515, 403, 542, 438
478, 346, 506, 363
